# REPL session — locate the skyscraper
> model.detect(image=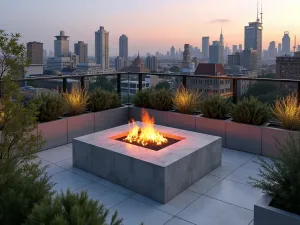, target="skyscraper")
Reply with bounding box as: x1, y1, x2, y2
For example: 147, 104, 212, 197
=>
115, 56, 125, 71
119, 34, 128, 59
74, 41, 88, 63
282, 31, 291, 56
95, 26, 109, 69
219, 28, 224, 47
170, 46, 175, 58
268, 41, 276, 58
182, 44, 191, 68
202, 37, 210, 59
239, 44, 243, 51
145, 56, 158, 72
209, 41, 223, 64
27, 41, 43, 65
54, 31, 69, 57
278, 43, 282, 56
232, 45, 238, 54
